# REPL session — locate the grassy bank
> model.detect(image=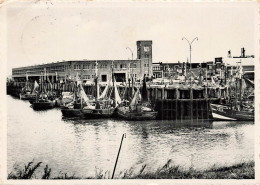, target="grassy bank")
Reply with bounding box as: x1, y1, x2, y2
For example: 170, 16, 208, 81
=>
8, 160, 254, 179
132, 160, 255, 179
